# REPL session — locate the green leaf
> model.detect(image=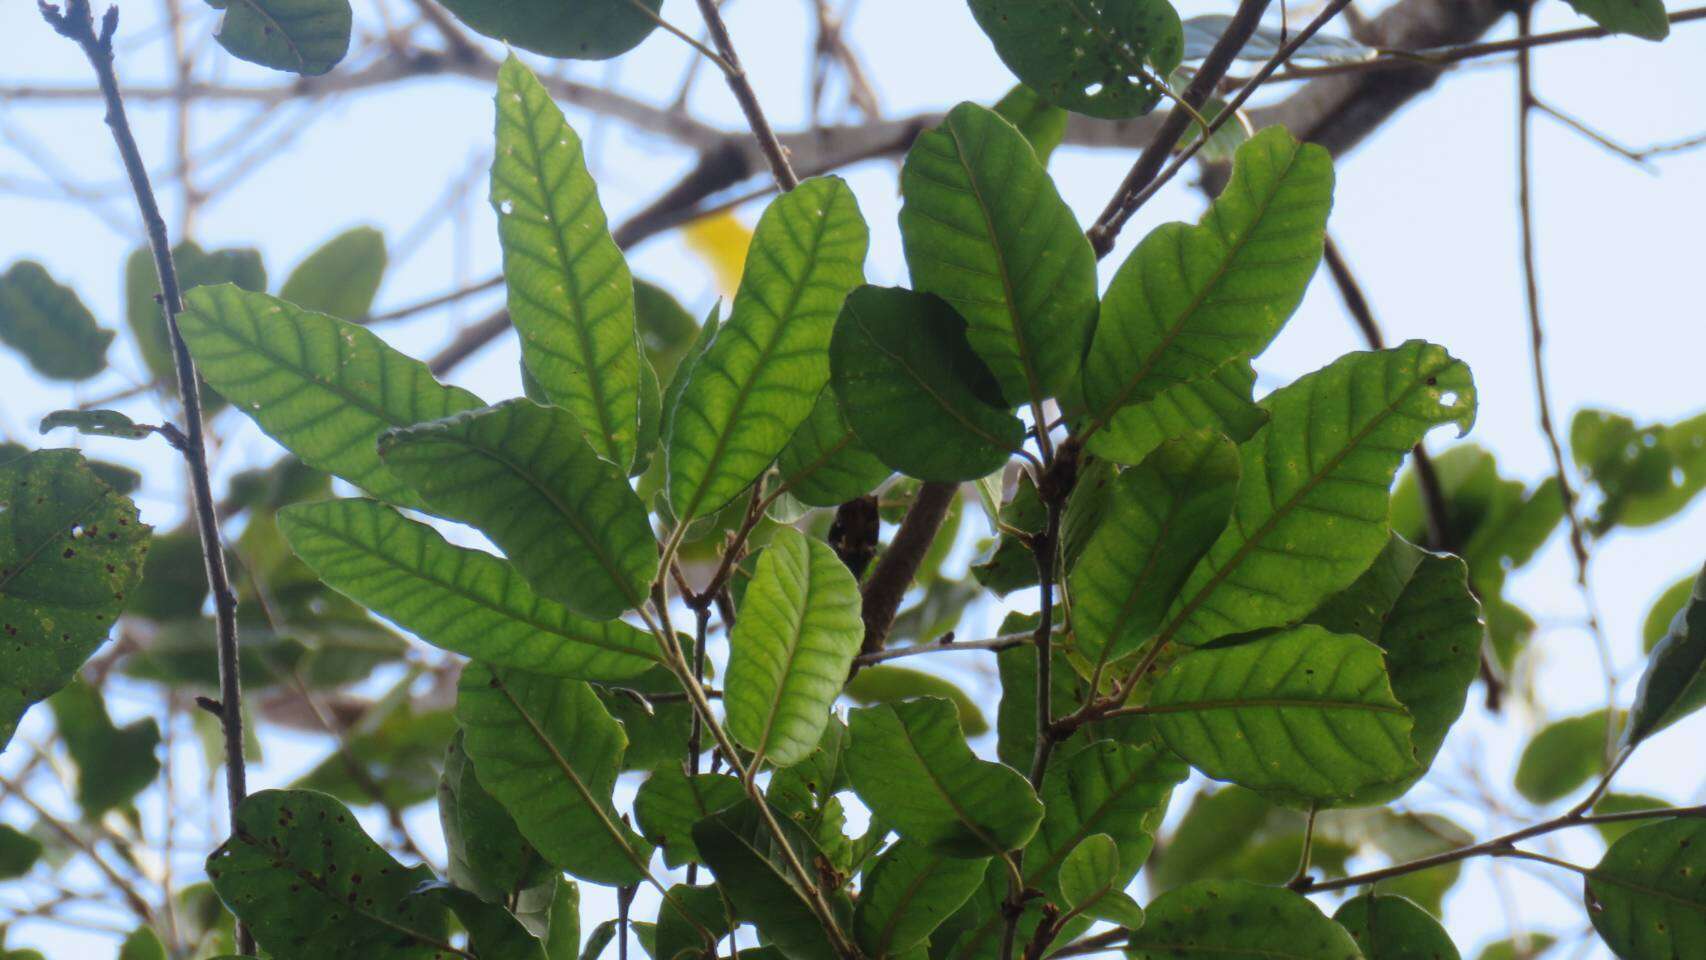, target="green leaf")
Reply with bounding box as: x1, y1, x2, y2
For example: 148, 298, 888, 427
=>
127, 243, 265, 394
379, 400, 657, 619
0, 823, 43, 879
1586, 818, 1706, 958
455, 663, 652, 885
293, 690, 455, 809
692, 799, 854, 960
775, 390, 892, 507
48, 678, 160, 817
39, 409, 154, 440
1148, 785, 1275, 891
493, 56, 643, 469
1514, 710, 1623, 804
898, 102, 1097, 408
846, 697, 1043, 857
655, 884, 731, 960
1182, 14, 1376, 62
1149, 625, 1418, 804
1644, 574, 1693, 653
205, 789, 448, 958
0, 450, 150, 749
117, 927, 167, 960
1084, 359, 1267, 466
967, 0, 1184, 119
0, 261, 111, 380
726, 529, 864, 767
208, 0, 351, 74
1068, 432, 1238, 667
1571, 409, 1706, 534
1308, 535, 1483, 804
545, 879, 580, 959
280, 498, 658, 680
1334, 892, 1460, 960
1564, 0, 1669, 39
1127, 879, 1363, 959
634, 767, 745, 868
438, 0, 658, 58
854, 839, 988, 957
1058, 833, 1144, 926
1625, 561, 1706, 746
668, 177, 868, 521
830, 286, 1024, 482
992, 85, 1067, 165
179, 285, 482, 509
279, 226, 387, 319
1475, 934, 1556, 960
438, 730, 554, 905
412, 881, 547, 960
1025, 740, 1185, 898
1591, 793, 1671, 845
1082, 127, 1333, 427
1160, 341, 1477, 648
843, 665, 988, 737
